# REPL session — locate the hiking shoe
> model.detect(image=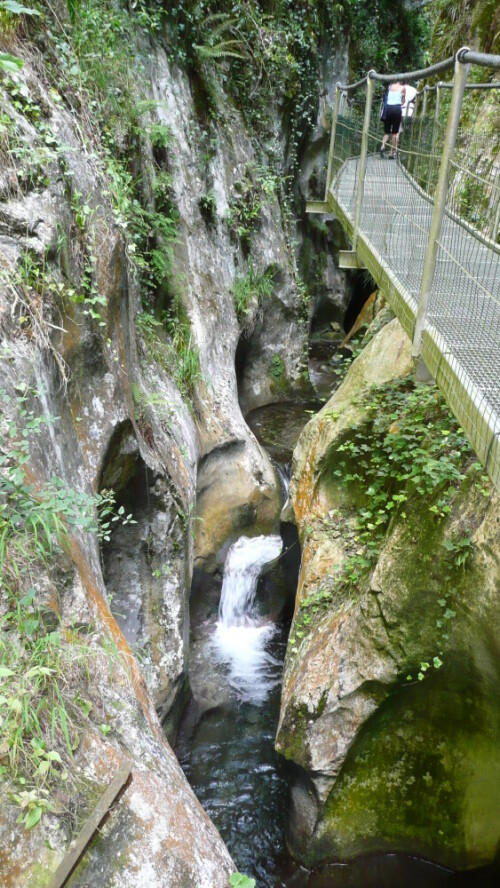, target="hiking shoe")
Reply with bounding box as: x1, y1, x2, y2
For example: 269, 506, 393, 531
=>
380, 146, 385, 157
388, 154, 394, 159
